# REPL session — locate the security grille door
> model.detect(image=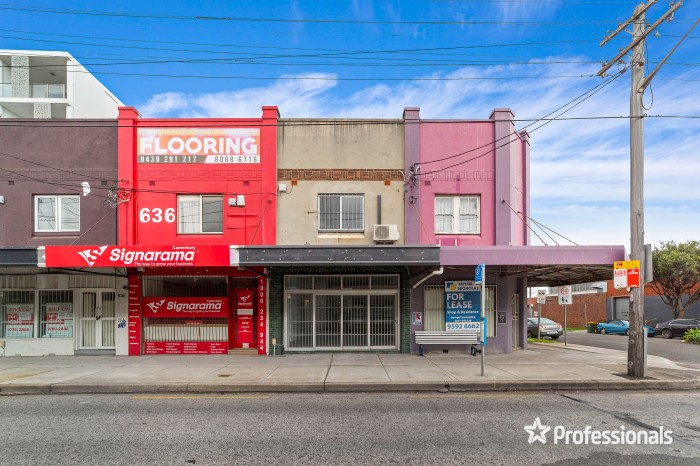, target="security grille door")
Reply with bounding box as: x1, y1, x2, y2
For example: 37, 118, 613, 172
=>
80, 291, 116, 349
343, 295, 368, 347
370, 295, 396, 347
287, 294, 314, 349
316, 295, 341, 348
